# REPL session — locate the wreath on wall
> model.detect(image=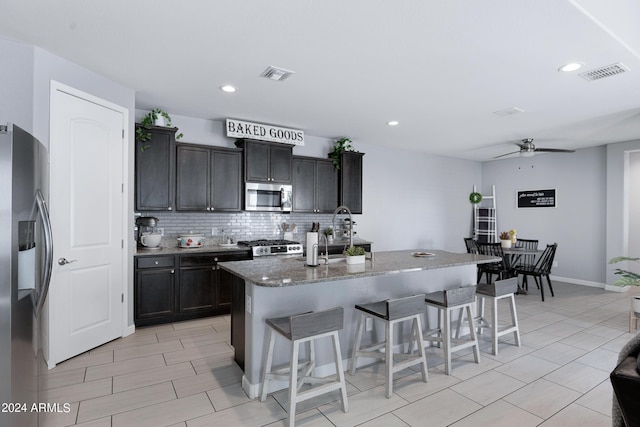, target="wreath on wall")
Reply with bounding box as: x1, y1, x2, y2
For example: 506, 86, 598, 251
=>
469, 192, 482, 204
